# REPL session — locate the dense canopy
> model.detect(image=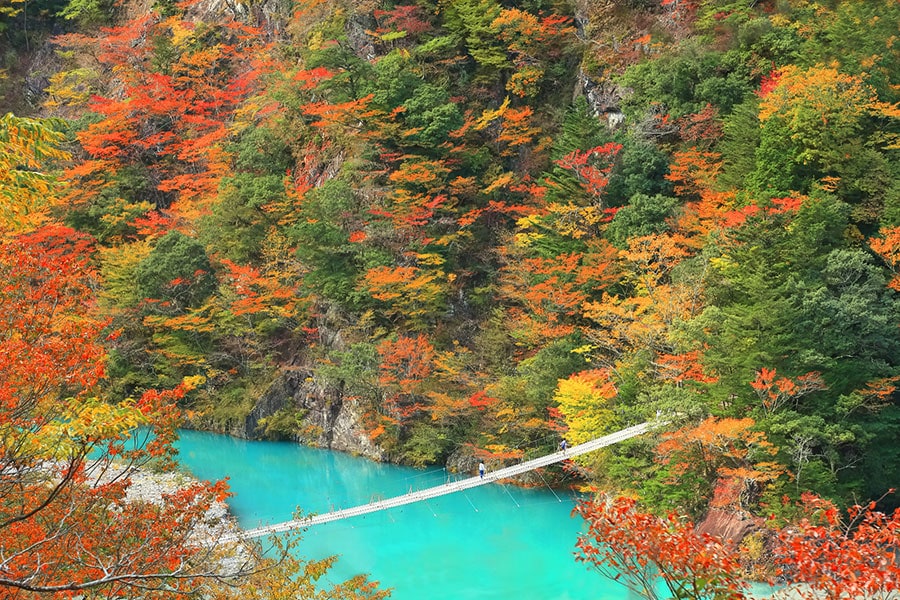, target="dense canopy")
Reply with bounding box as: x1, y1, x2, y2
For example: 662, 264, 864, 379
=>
1, 0, 899, 595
